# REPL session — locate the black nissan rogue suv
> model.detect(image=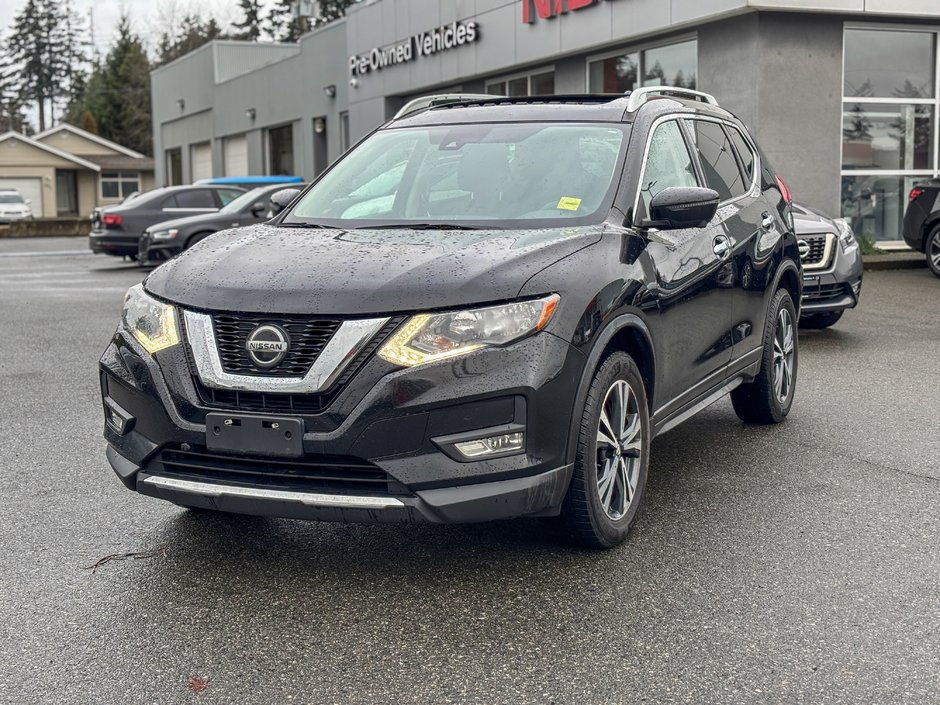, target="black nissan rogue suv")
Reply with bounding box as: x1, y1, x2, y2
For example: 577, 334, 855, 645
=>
100, 89, 801, 548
